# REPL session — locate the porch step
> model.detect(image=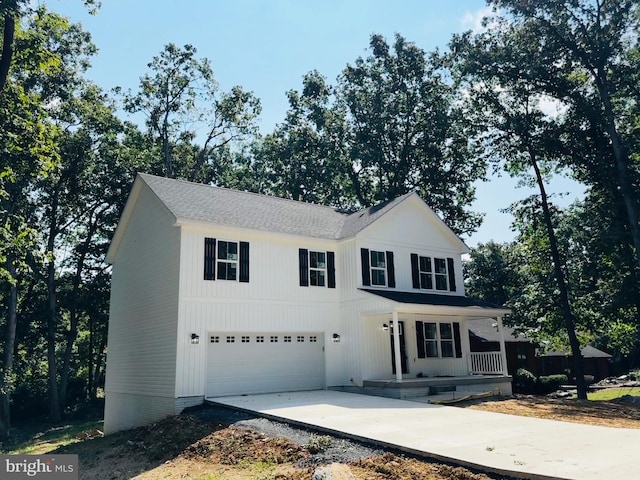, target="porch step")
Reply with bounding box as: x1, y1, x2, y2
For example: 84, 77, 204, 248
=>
429, 385, 456, 395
